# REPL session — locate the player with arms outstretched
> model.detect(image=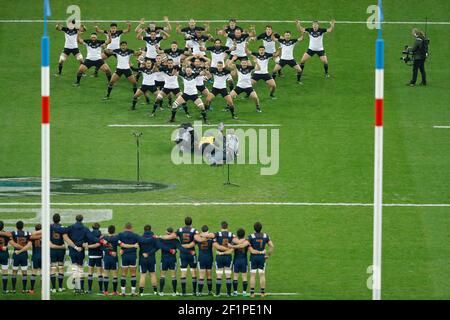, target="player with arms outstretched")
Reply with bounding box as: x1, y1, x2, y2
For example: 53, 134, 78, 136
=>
271, 30, 304, 83
296, 19, 335, 80
55, 20, 86, 76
